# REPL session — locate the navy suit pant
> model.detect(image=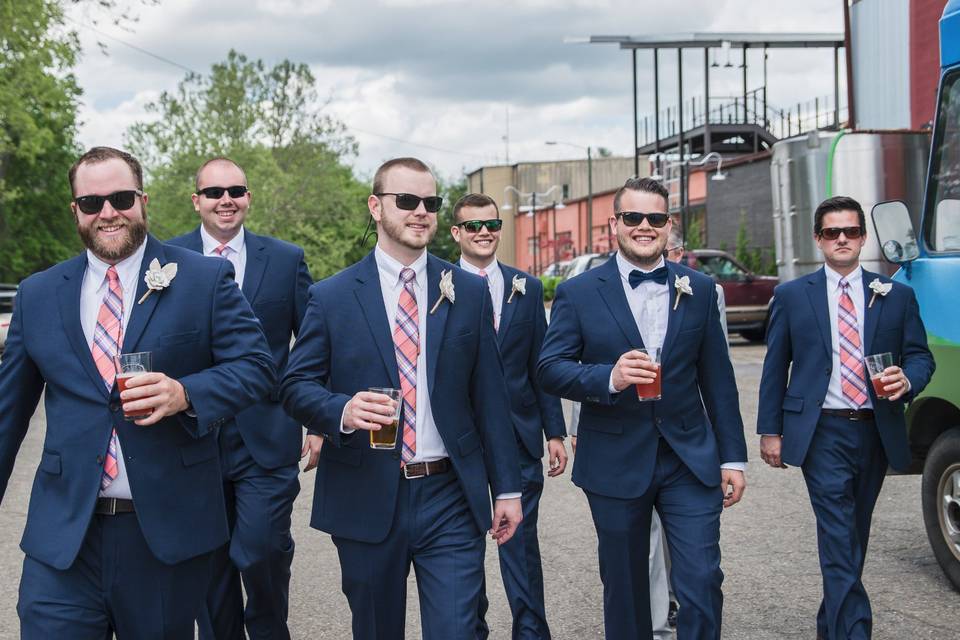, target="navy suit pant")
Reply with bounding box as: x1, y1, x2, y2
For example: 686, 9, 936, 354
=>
585, 440, 724, 640
802, 414, 886, 640
18, 512, 211, 639
199, 424, 300, 640
477, 447, 550, 639
333, 469, 485, 640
